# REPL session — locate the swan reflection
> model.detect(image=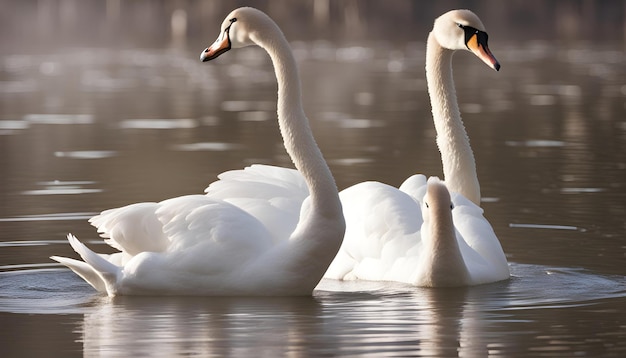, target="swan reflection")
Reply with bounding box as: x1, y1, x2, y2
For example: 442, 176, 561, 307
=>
81, 296, 327, 357
79, 281, 504, 356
